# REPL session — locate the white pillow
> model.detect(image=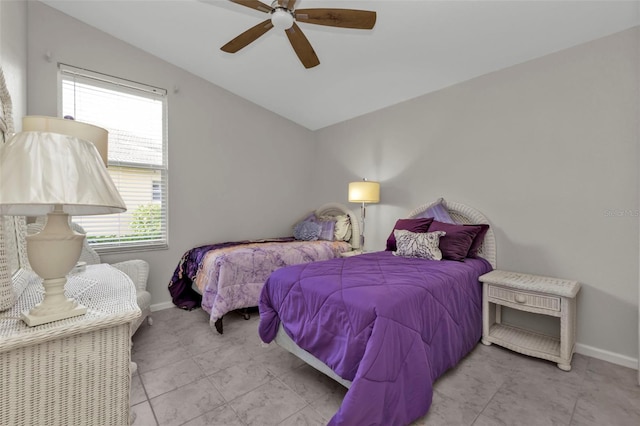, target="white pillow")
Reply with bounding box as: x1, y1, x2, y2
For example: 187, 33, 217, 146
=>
333, 214, 352, 241
393, 229, 446, 260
